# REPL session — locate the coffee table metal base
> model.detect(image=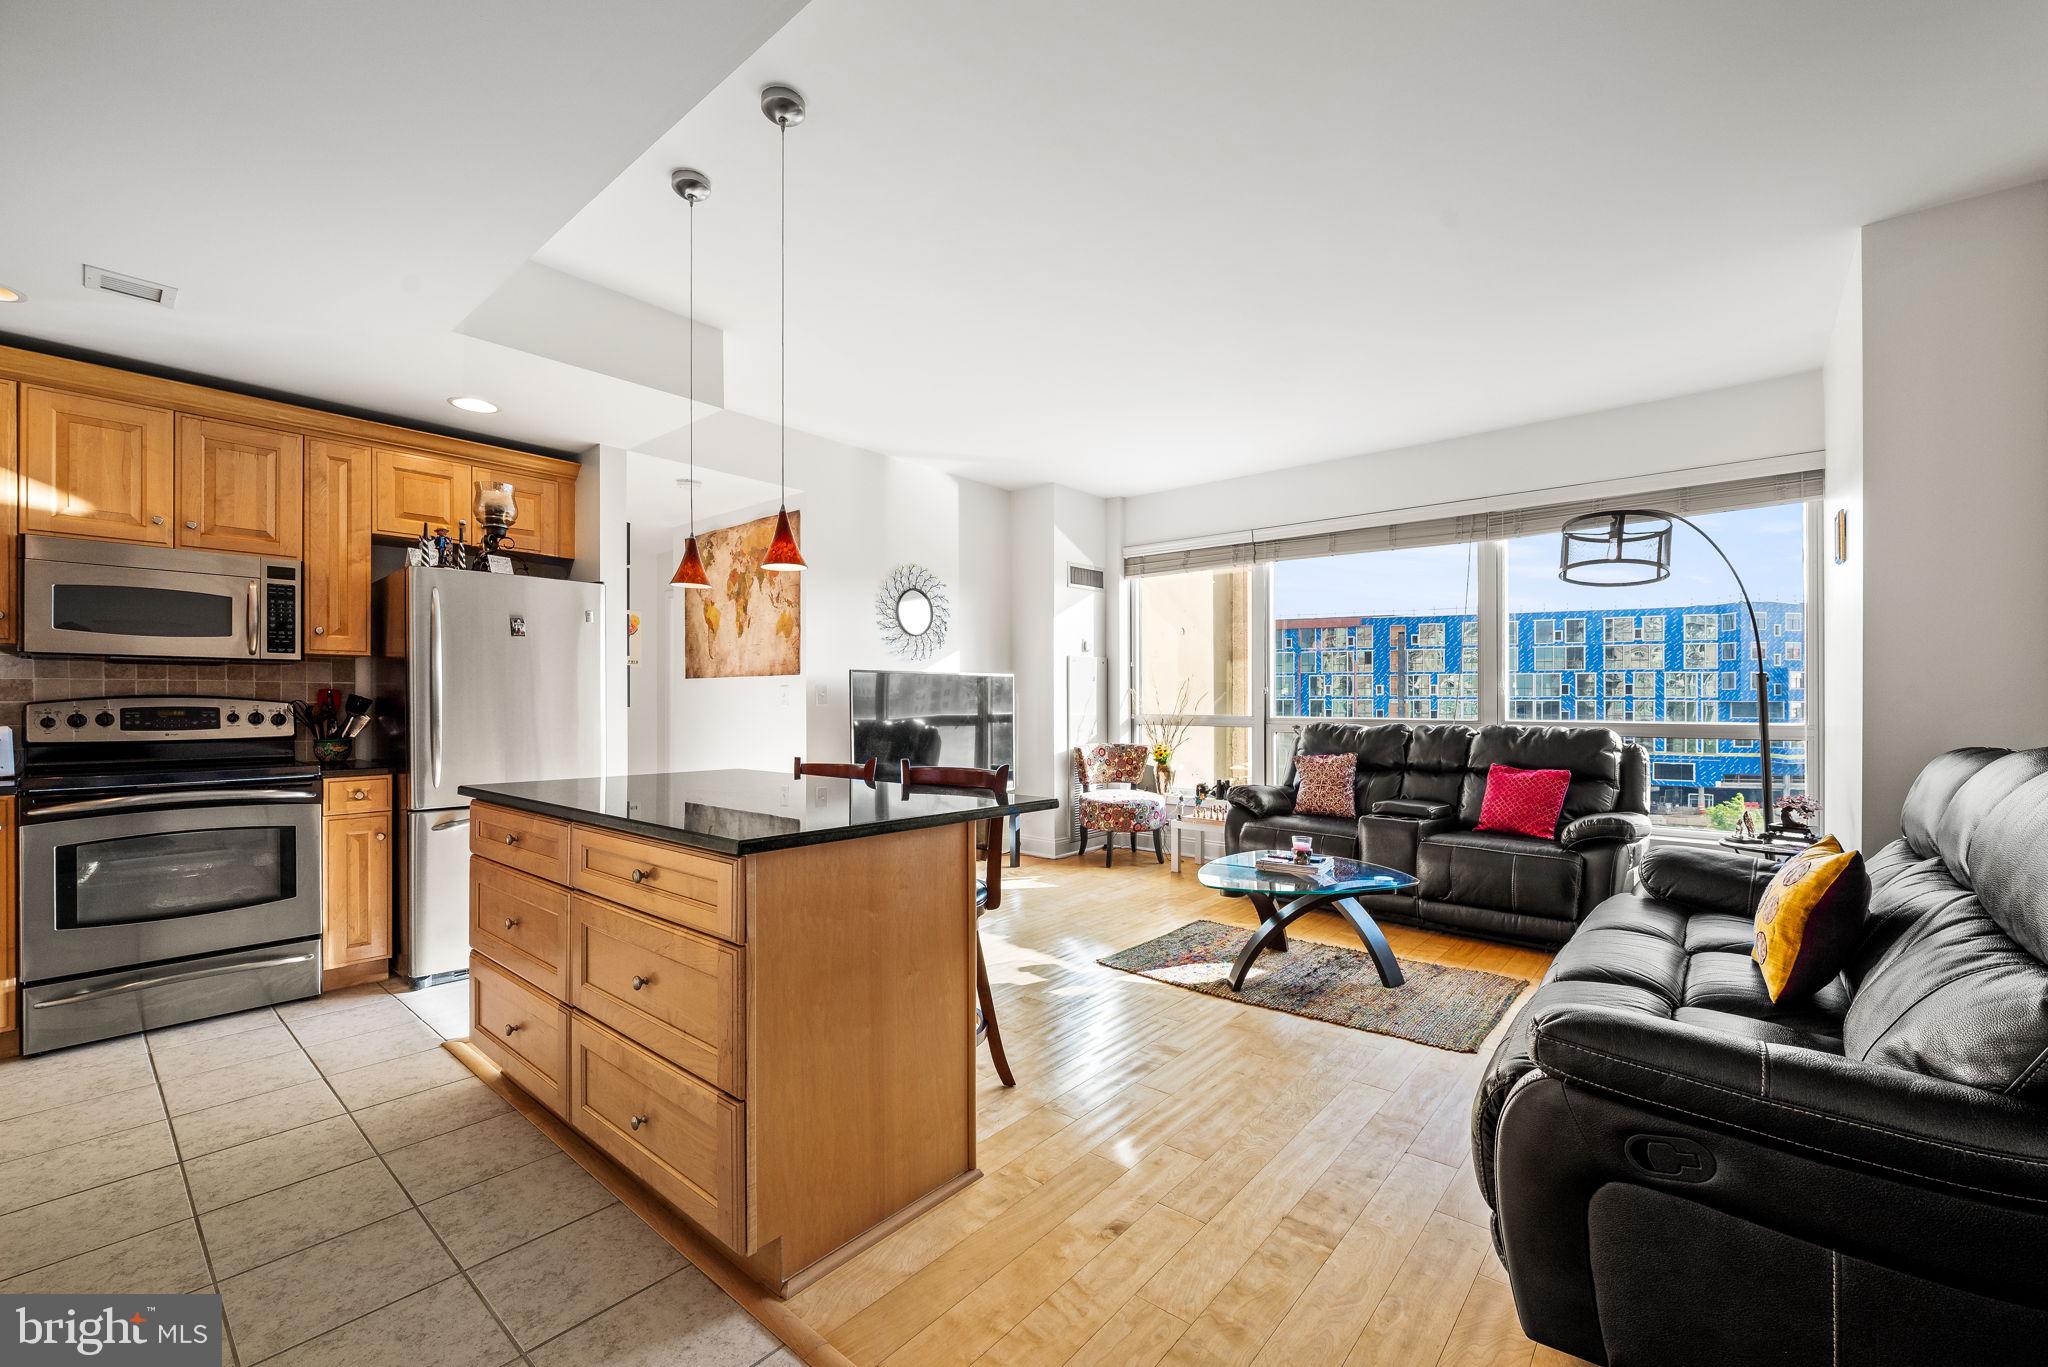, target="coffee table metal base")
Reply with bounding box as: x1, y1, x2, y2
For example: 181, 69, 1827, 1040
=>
1230, 889, 1407, 992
